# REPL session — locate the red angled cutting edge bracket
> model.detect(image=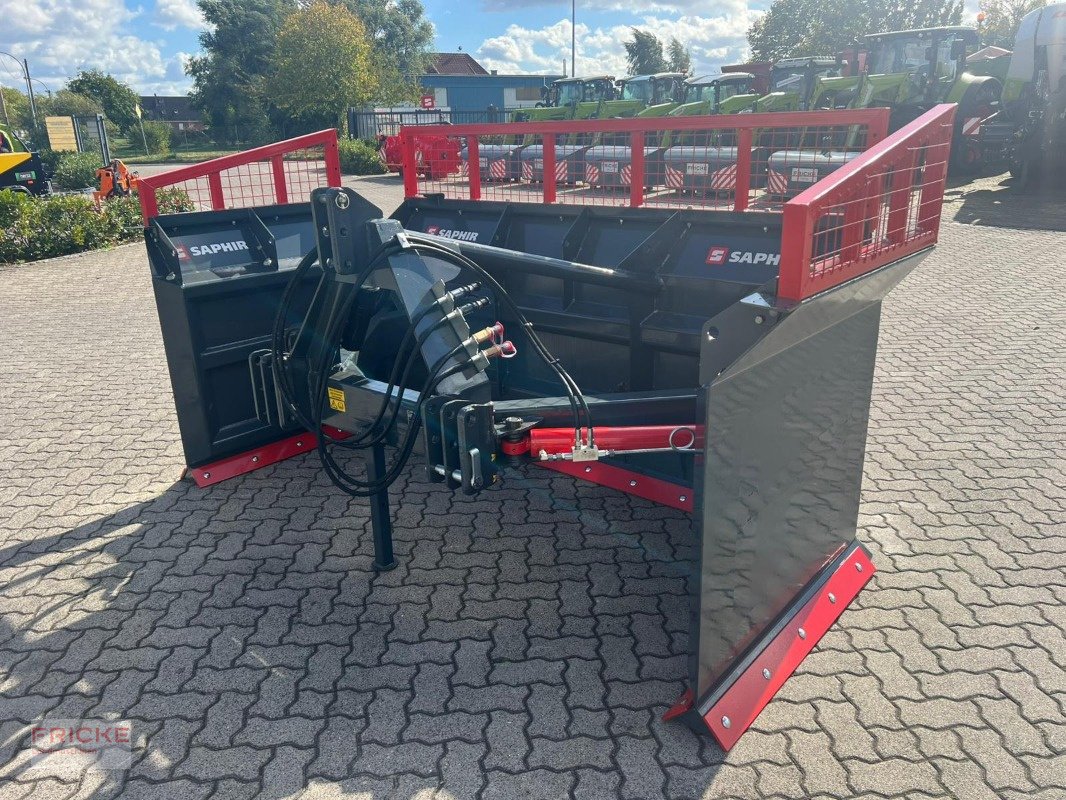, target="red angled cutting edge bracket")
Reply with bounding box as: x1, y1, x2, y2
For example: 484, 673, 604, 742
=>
700, 545, 875, 749
534, 459, 694, 513
186, 426, 349, 487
